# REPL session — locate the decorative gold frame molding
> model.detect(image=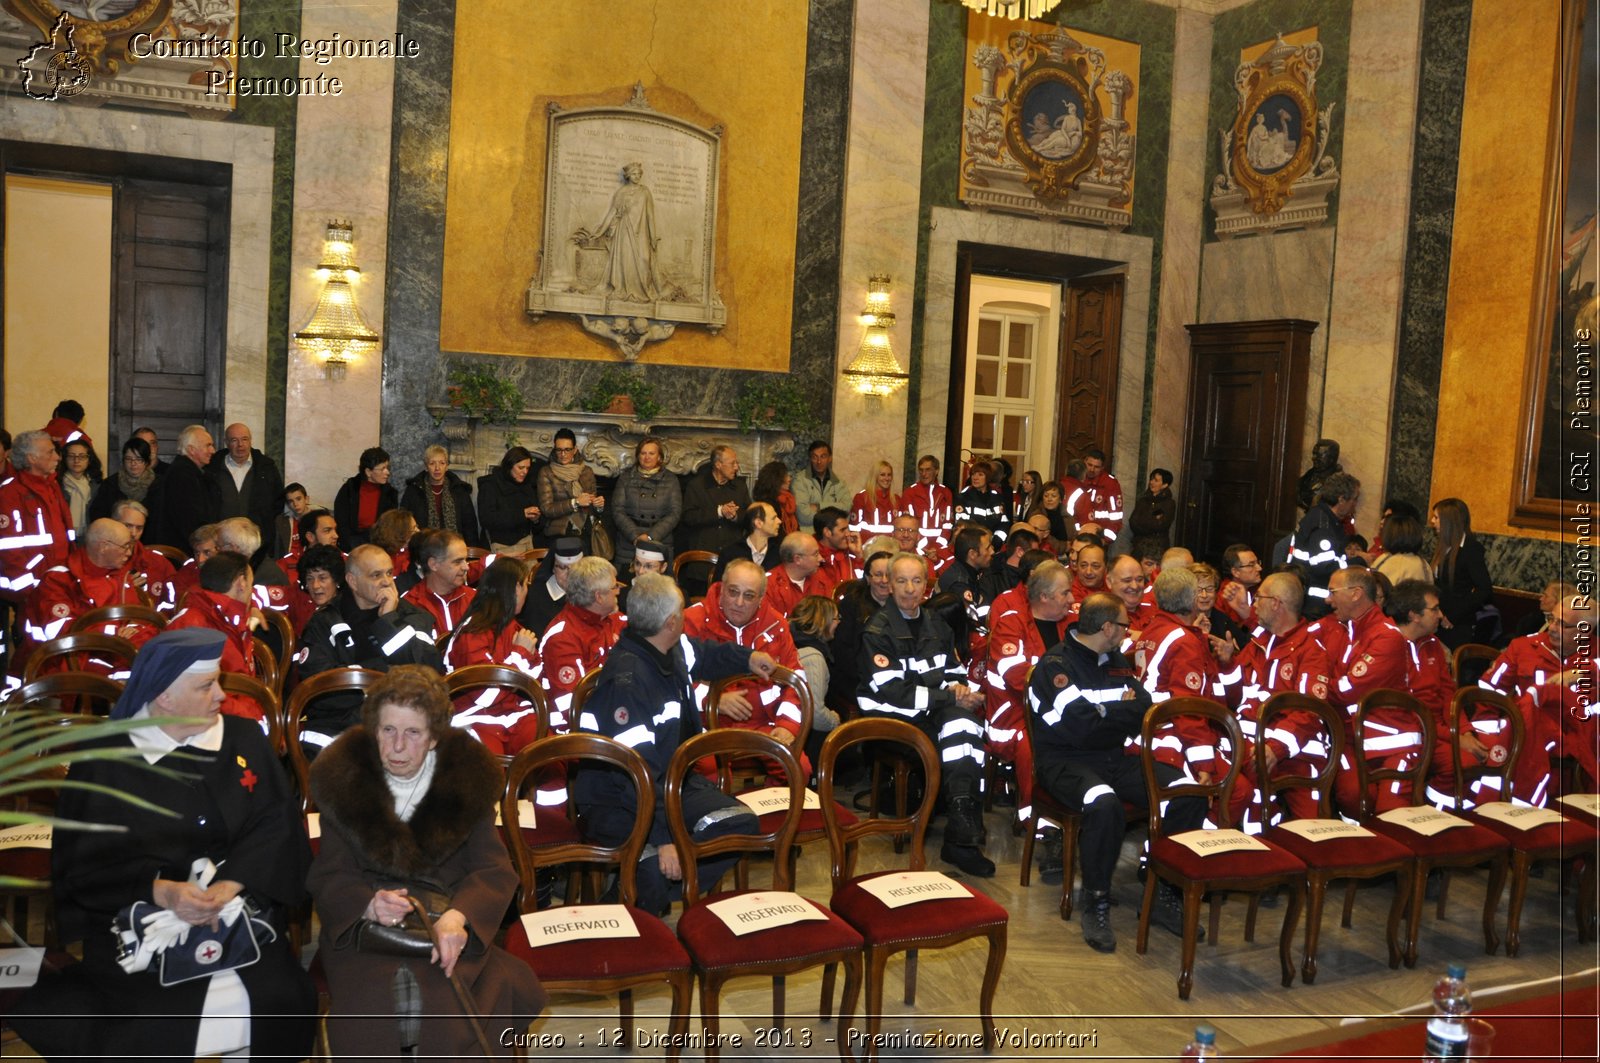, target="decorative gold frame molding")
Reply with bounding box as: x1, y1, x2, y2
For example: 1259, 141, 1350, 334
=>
5, 0, 170, 75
